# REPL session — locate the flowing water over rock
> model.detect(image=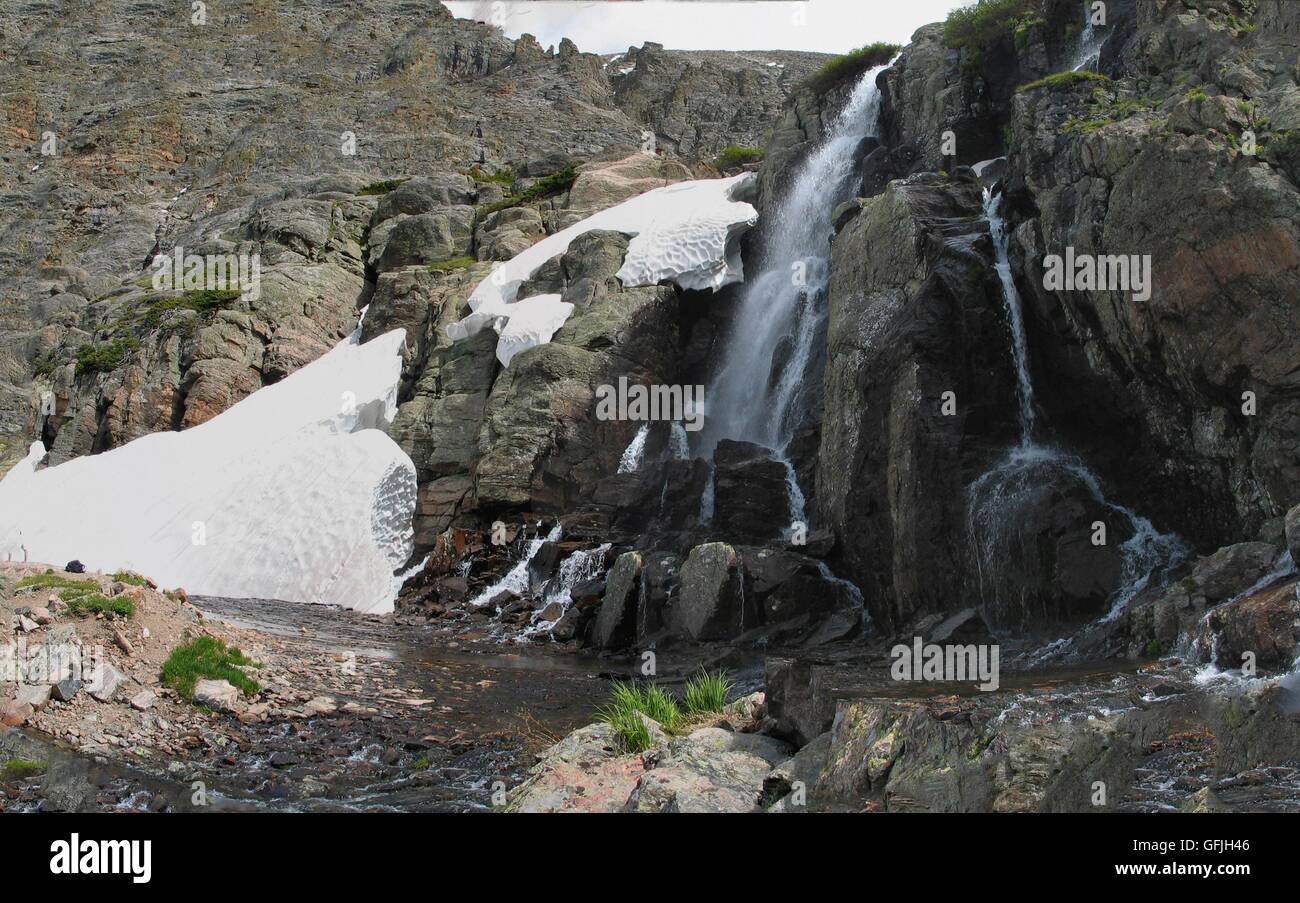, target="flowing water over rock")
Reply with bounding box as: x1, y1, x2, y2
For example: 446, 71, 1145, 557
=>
969, 190, 1187, 633
700, 64, 891, 523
